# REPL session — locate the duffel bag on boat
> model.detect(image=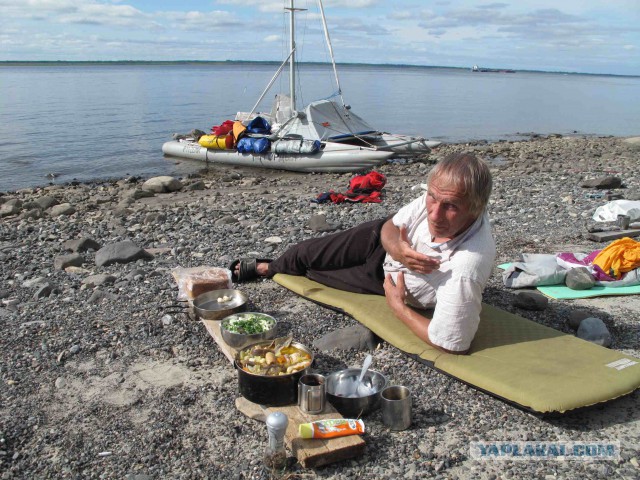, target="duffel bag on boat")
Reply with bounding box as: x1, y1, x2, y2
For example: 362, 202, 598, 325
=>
211, 120, 234, 136
198, 134, 233, 149
247, 116, 271, 135
272, 139, 321, 154
237, 136, 271, 154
